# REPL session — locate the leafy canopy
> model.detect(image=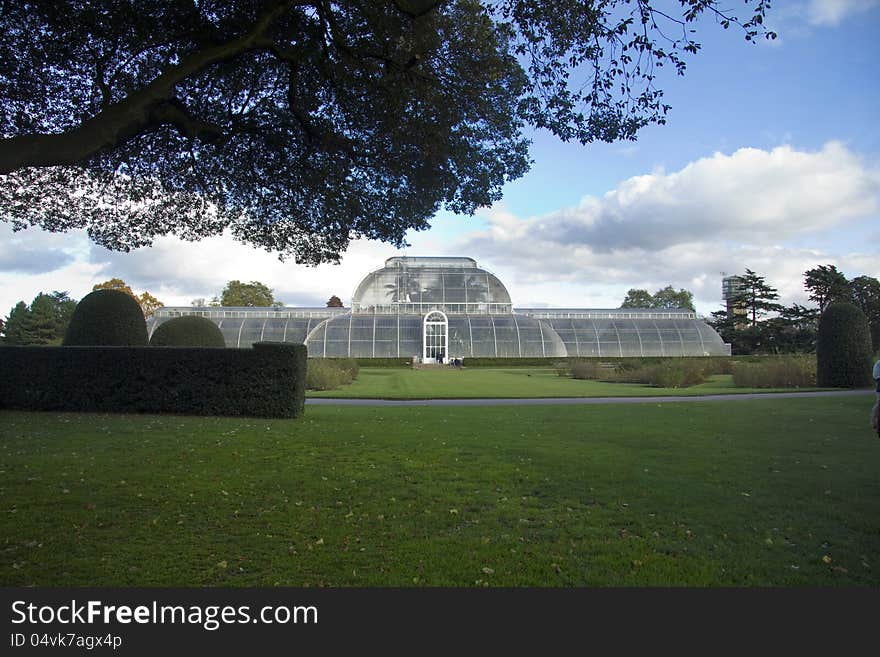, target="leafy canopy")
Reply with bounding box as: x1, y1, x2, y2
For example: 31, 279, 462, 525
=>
803, 264, 851, 312
220, 280, 282, 307
621, 285, 694, 311
0, 0, 774, 264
